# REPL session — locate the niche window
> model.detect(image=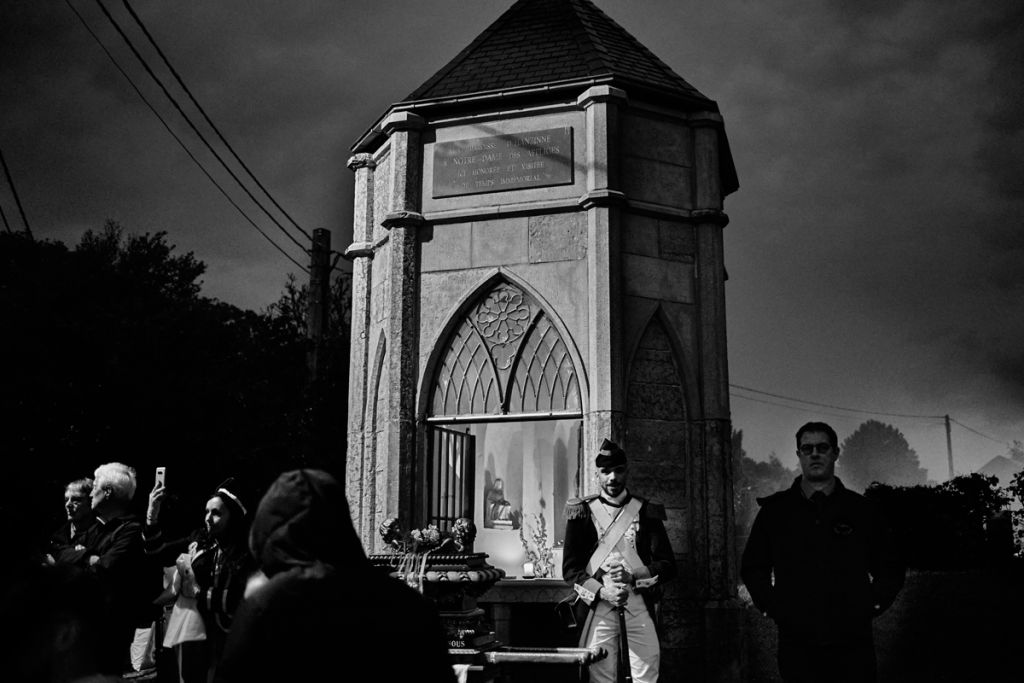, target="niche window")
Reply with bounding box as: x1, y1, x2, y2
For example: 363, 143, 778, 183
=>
426, 282, 582, 574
